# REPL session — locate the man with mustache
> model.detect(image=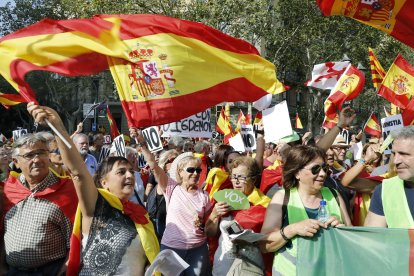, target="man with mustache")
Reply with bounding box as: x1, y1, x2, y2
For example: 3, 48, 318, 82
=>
1, 133, 77, 274
365, 126, 414, 228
